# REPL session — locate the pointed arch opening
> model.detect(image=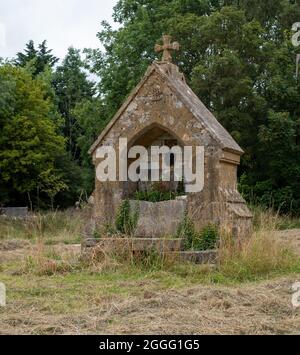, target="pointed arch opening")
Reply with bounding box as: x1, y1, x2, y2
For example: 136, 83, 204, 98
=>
123, 124, 185, 200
